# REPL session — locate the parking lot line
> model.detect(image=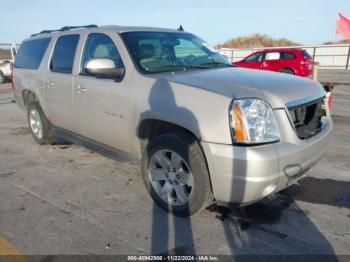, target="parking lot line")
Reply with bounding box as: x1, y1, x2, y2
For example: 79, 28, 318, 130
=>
0, 234, 28, 262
